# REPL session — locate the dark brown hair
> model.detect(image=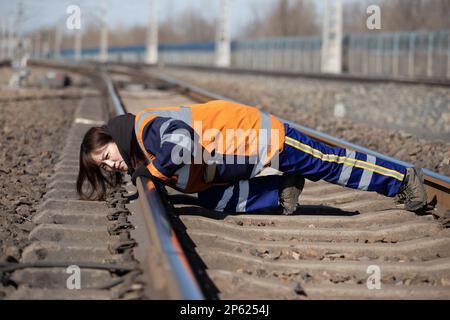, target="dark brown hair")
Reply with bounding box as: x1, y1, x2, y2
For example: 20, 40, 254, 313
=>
77, 126, 147, 200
